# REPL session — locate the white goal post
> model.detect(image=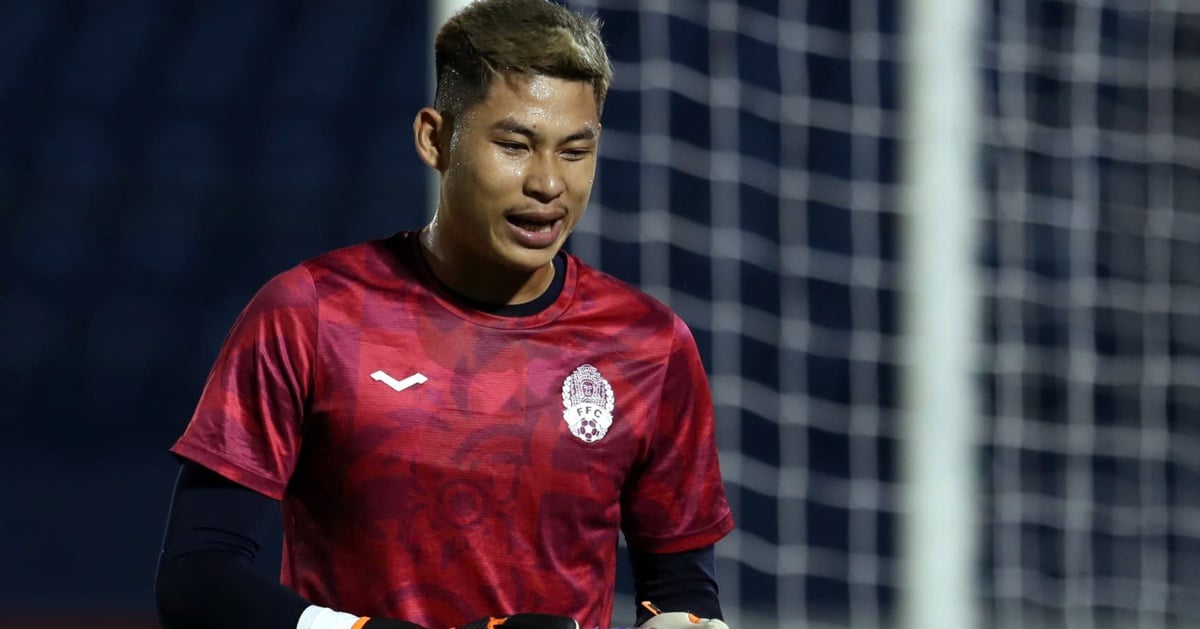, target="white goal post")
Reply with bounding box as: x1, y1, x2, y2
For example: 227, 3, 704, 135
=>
898, 0, 982, 629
